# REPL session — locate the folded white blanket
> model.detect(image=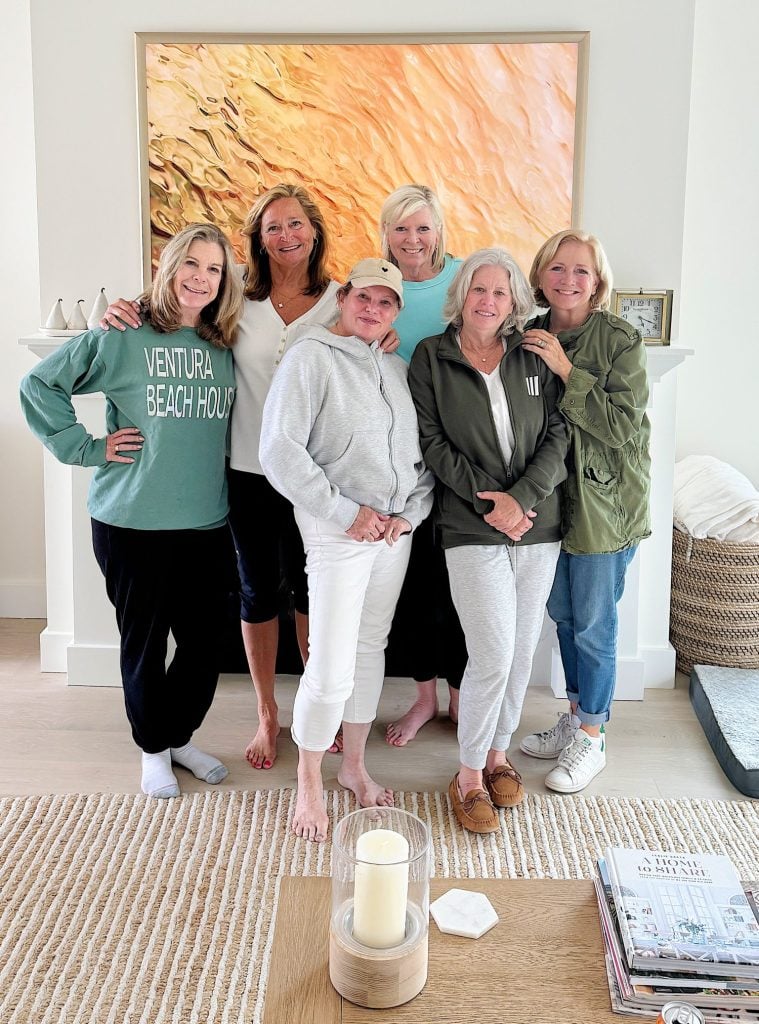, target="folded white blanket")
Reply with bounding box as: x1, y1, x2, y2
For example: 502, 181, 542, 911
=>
673, 455, 759, 542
